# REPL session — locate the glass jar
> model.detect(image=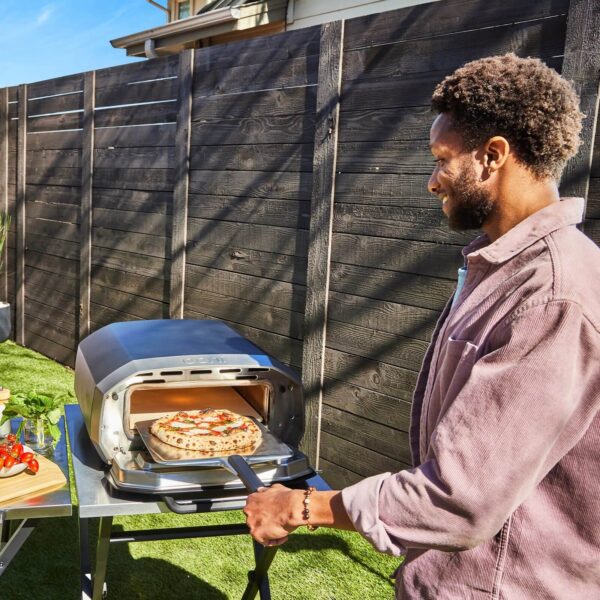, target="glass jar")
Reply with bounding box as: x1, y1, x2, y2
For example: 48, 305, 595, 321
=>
24, 418, 52, 450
